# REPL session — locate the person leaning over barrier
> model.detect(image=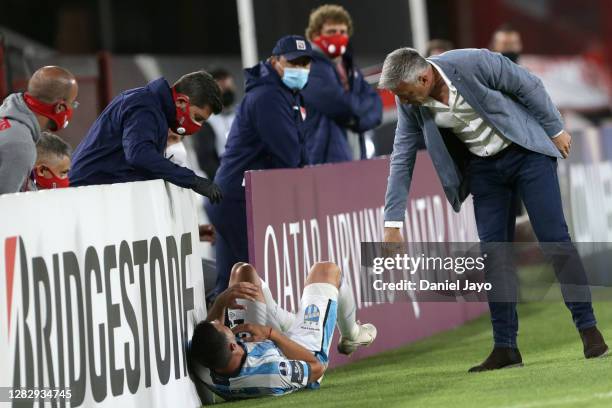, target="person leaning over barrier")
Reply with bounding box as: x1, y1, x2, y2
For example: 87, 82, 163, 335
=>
69, 71, 223, 203
26, 131, 72, 191
0, 66, 78, 194
379, 47, 608, 372
189, 261, 376, 401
